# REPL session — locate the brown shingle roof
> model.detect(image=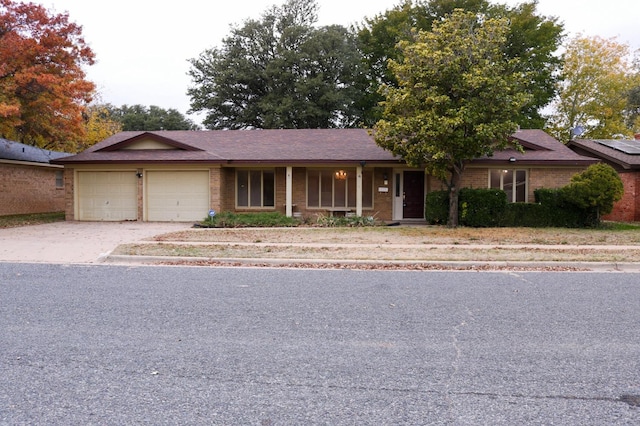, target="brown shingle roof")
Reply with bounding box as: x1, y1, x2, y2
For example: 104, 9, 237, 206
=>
472, 129, 598, 166
53, 128, 597, 167
57, 129, 401, 164
568, 138, 640, 170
